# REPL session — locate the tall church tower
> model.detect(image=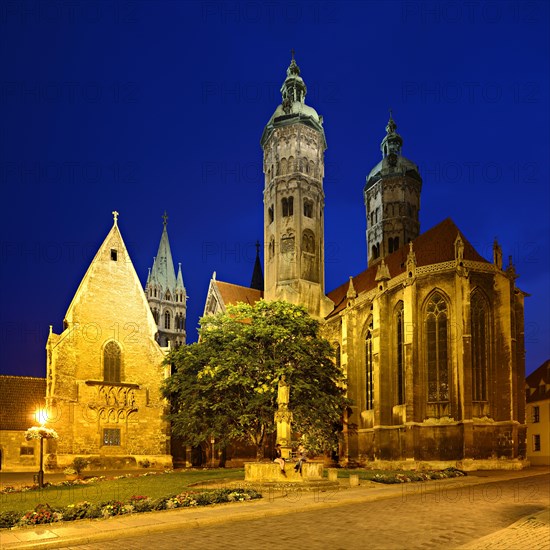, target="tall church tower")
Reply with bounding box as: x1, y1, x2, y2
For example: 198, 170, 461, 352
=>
261, 54, 333, 318
364, 113, 422, 266
145, 213, 186, 347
